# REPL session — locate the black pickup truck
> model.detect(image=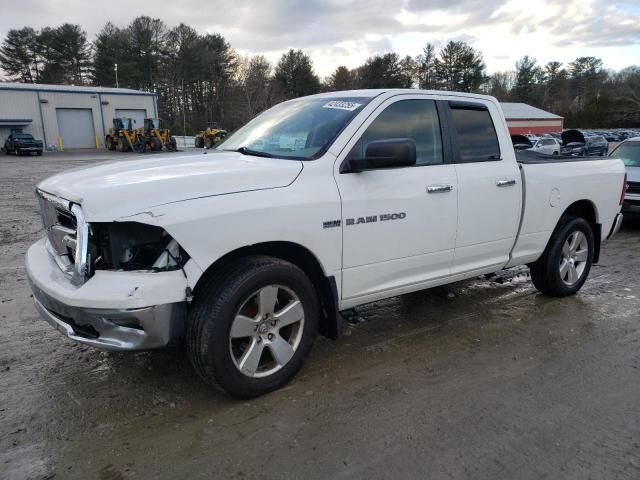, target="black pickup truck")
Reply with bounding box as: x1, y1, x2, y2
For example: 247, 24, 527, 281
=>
4, 132, 44, 156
